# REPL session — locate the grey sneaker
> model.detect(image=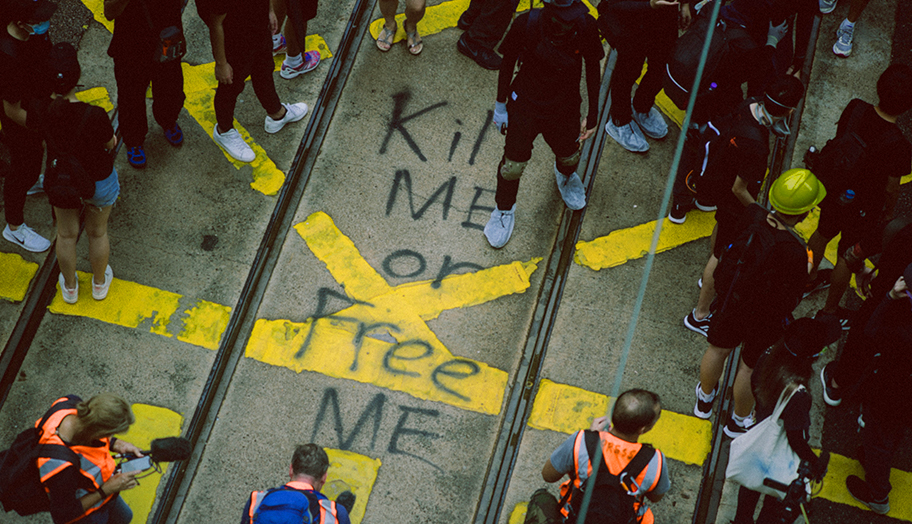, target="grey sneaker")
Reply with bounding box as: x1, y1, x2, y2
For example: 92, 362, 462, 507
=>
819, 0, 837, 13
553, 163, 586, 210
606, 119, 648, 153
633, 105, 668, 139
484, 205, 516, 249
833, 21, 854, 57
